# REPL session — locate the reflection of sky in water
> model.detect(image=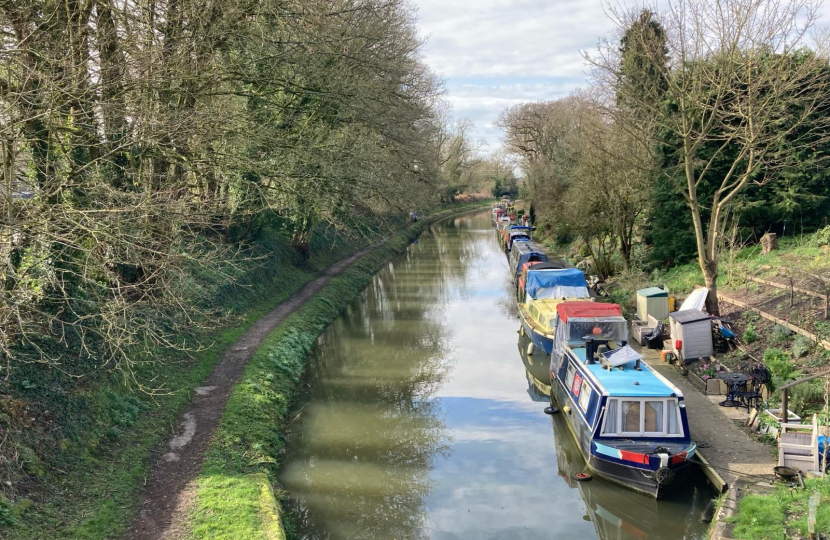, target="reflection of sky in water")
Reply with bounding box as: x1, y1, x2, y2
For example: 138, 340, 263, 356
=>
281, 212, 710, 540
425, 397, 596, 540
